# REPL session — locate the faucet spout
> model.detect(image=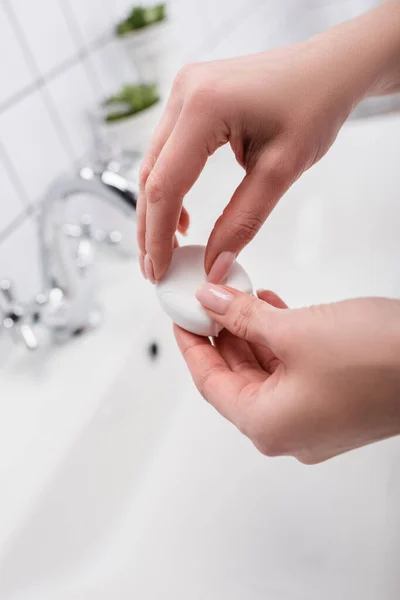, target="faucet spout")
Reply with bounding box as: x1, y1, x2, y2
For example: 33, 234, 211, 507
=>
40, 160, 139, 339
